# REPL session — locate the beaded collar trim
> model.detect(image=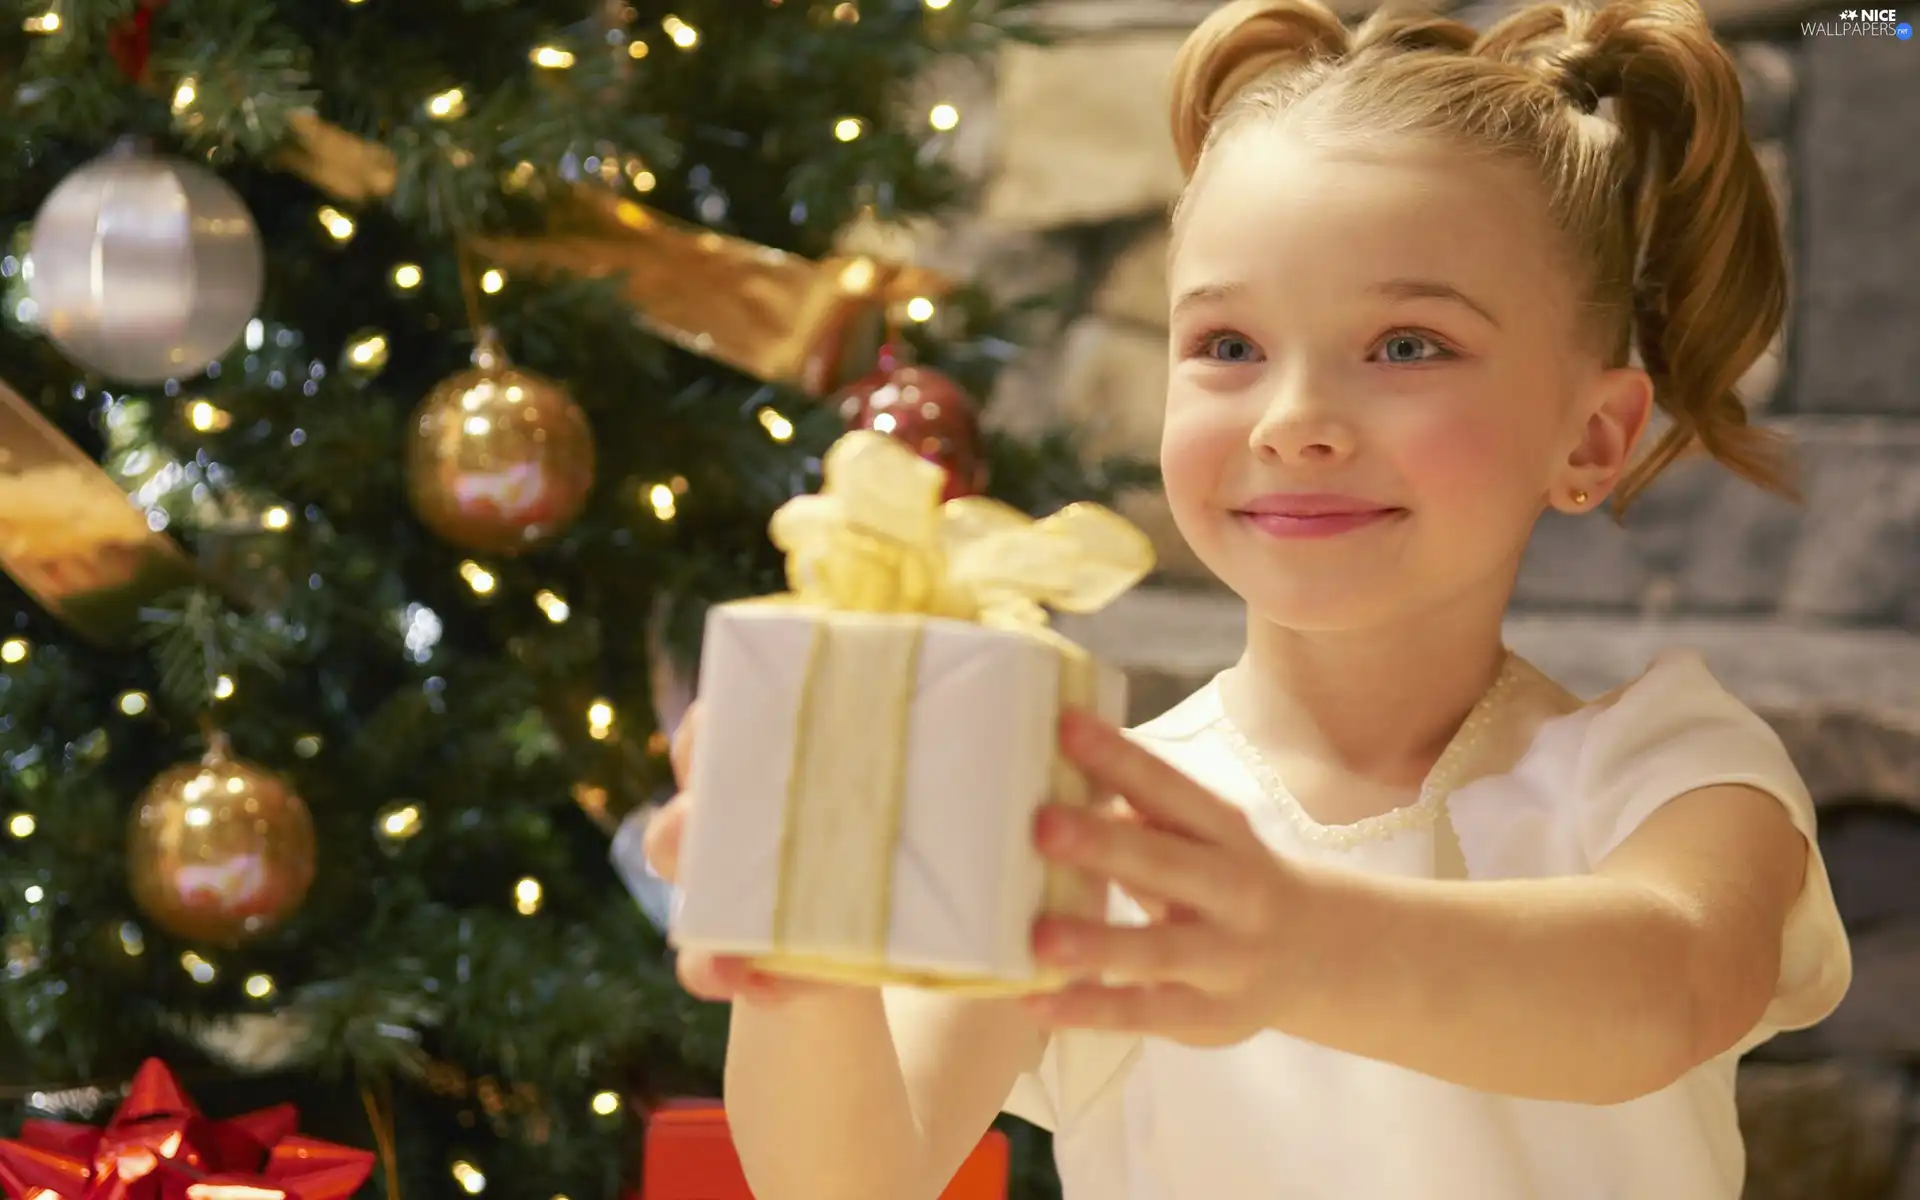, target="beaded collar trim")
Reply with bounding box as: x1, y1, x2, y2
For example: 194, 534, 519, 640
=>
1215, 652, 1523, 850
